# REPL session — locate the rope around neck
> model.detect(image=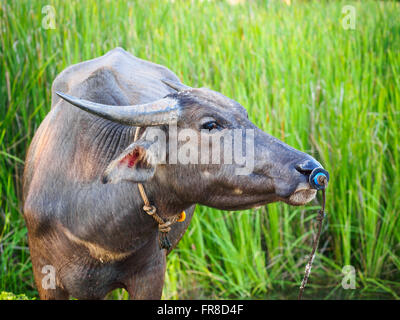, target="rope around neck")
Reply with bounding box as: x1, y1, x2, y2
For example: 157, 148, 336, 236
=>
134, 127, 184, 250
